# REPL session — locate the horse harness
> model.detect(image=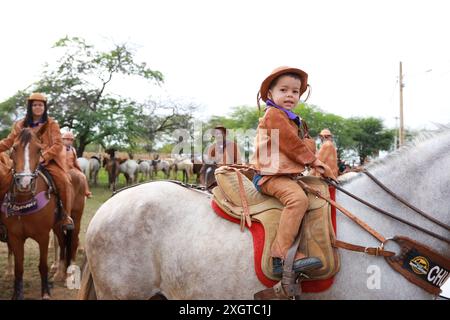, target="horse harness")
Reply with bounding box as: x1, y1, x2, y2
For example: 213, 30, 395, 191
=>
305, 171, 450, 297
3, 165, 60, 218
